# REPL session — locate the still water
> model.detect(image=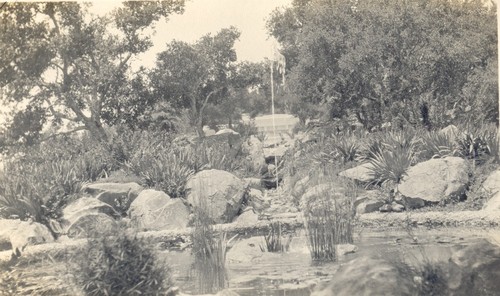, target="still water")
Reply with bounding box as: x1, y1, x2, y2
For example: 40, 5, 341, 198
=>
162, 227, 500, 295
